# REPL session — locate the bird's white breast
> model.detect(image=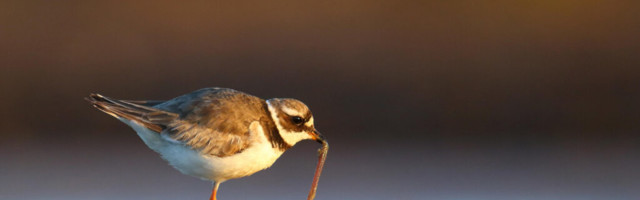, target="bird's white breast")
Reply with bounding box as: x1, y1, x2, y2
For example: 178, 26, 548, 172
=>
125, 119, 284, 183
